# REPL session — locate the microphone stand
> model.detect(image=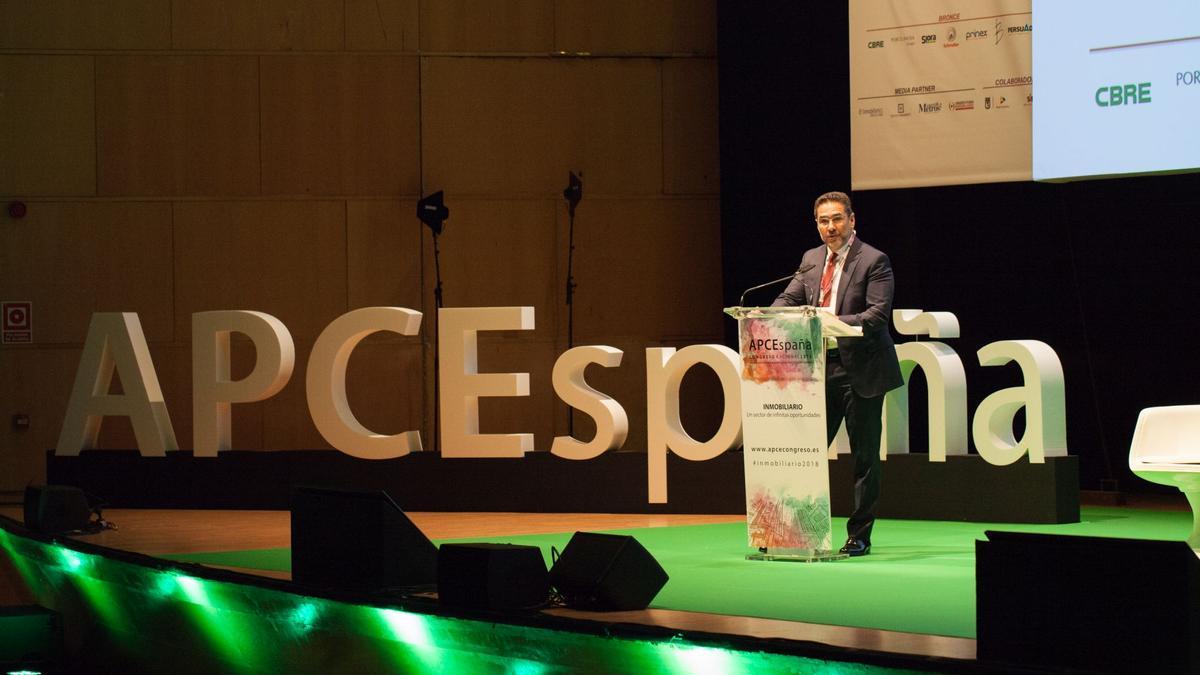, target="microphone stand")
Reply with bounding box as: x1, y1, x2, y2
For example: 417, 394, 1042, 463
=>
566, 207, 577, 351
432, 230, 444, 310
